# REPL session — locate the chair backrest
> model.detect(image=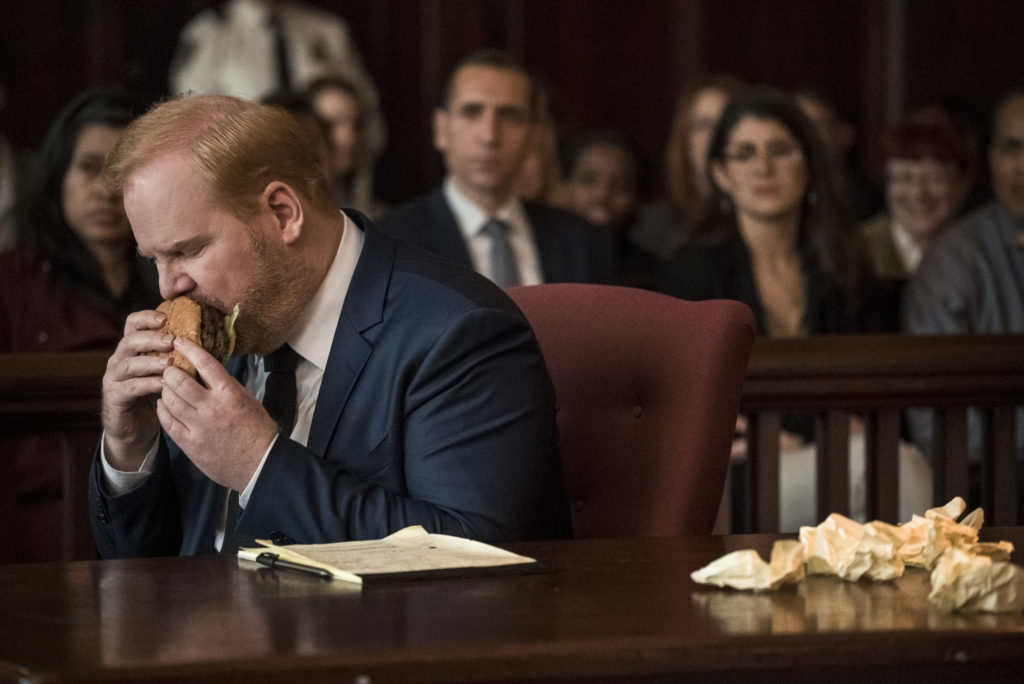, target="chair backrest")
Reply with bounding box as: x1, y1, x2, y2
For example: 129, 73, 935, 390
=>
506, 284, 755, 538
